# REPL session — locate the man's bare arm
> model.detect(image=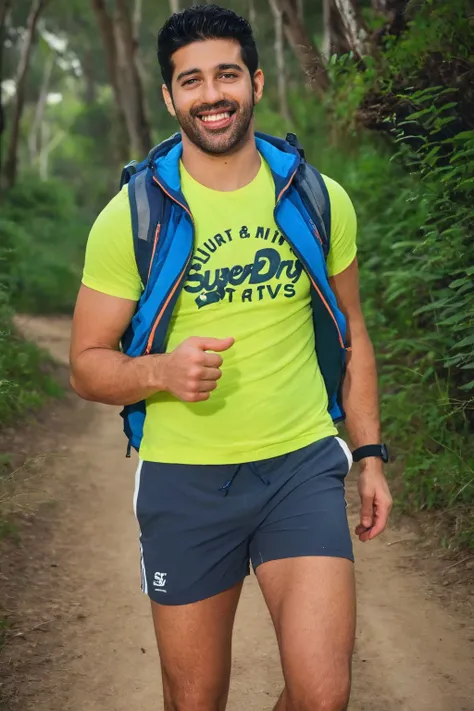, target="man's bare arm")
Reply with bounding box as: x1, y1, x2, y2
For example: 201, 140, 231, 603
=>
330, 259, 380, 448
70, 285, 233, 406
330, 259, 392, 541
70, 285, 162, 405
